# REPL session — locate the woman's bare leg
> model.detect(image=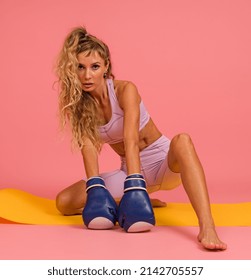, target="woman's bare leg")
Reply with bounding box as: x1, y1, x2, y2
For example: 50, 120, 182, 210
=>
56, 180, 87, 215
168, 133, 227, 250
